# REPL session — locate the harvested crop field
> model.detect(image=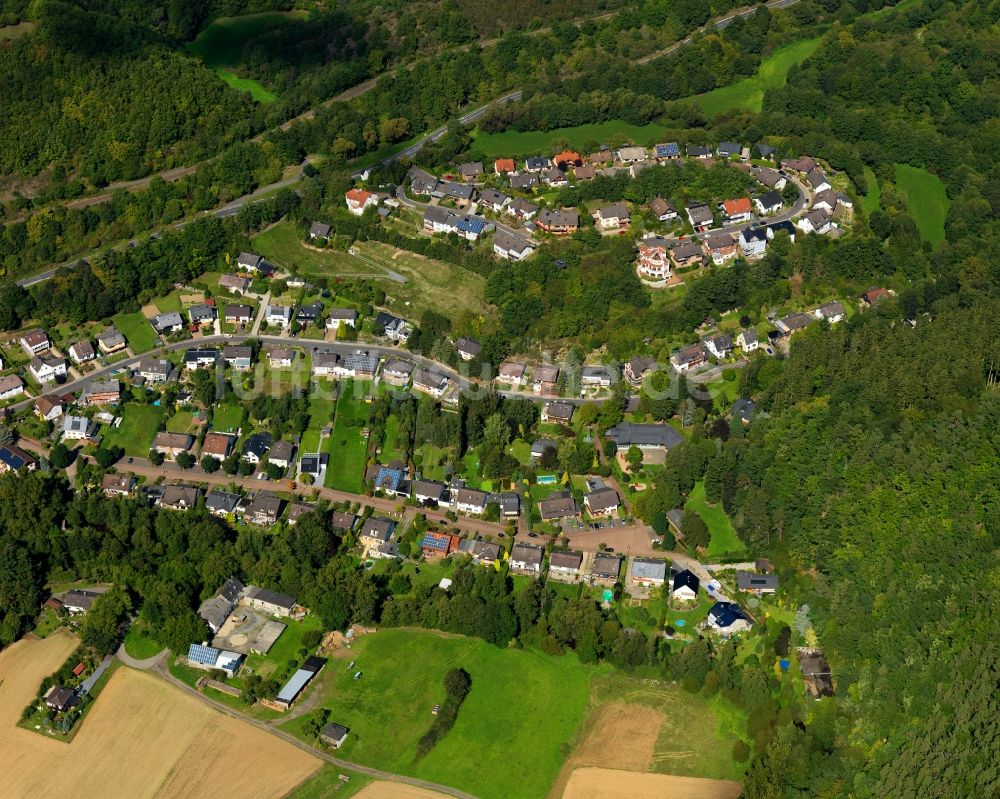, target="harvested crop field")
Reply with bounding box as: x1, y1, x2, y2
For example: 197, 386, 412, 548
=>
0, 631, 320, 799
563, 768, 742, 799
568, 703, 664, 771
354, 783, 452, 799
